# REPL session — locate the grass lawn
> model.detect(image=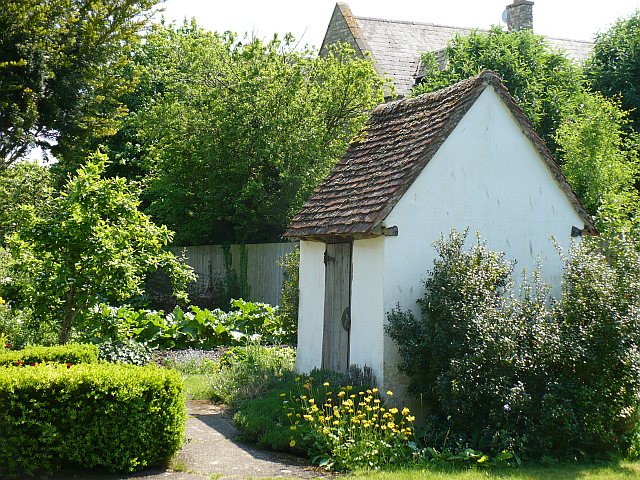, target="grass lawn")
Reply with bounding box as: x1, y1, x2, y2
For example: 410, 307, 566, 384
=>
348, 461, 640, 480
182, 373, 214, 400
